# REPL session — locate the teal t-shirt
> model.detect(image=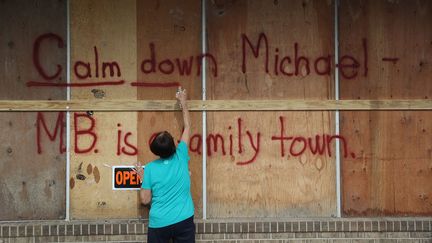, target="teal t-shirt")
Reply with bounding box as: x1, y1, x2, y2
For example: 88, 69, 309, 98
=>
141, 141, 194, 228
